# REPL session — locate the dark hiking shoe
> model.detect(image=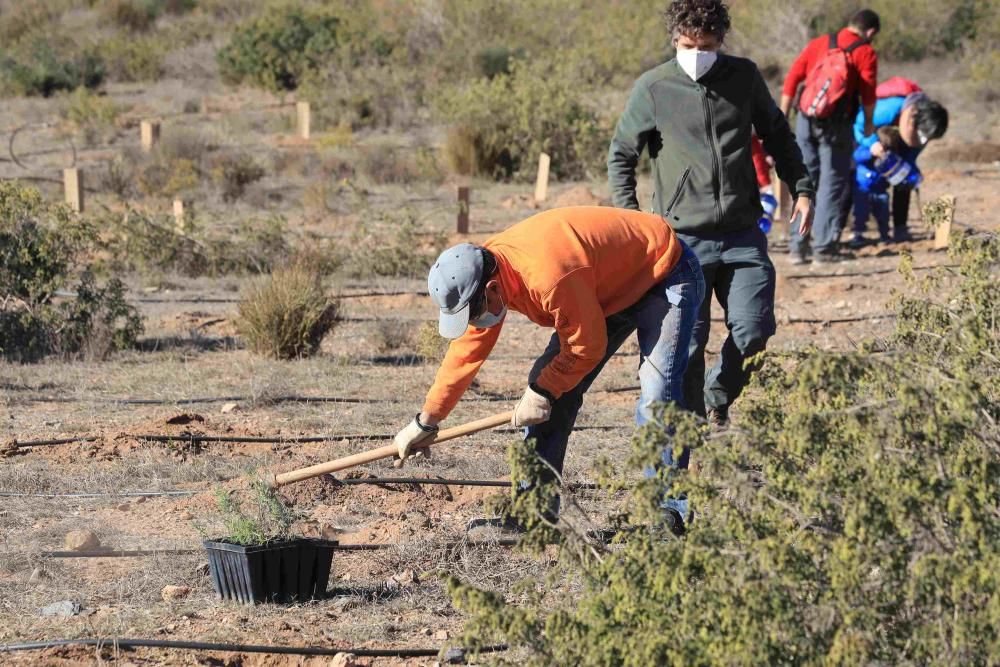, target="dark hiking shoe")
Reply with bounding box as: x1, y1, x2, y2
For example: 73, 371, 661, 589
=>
813, 251, 854, 264
707, 406, 729, 429
847, 234, 865, 249
893, 228, 912, 243
789, 253, 808, 266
